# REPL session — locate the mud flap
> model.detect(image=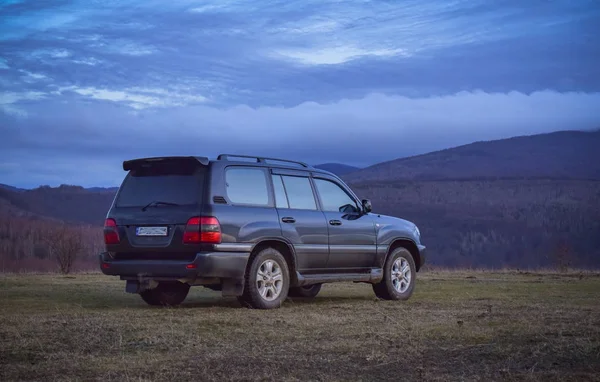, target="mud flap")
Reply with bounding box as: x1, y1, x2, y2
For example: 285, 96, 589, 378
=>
125, 280, 139, 294
125, 279, 158, 293
222, 278, 244, 297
